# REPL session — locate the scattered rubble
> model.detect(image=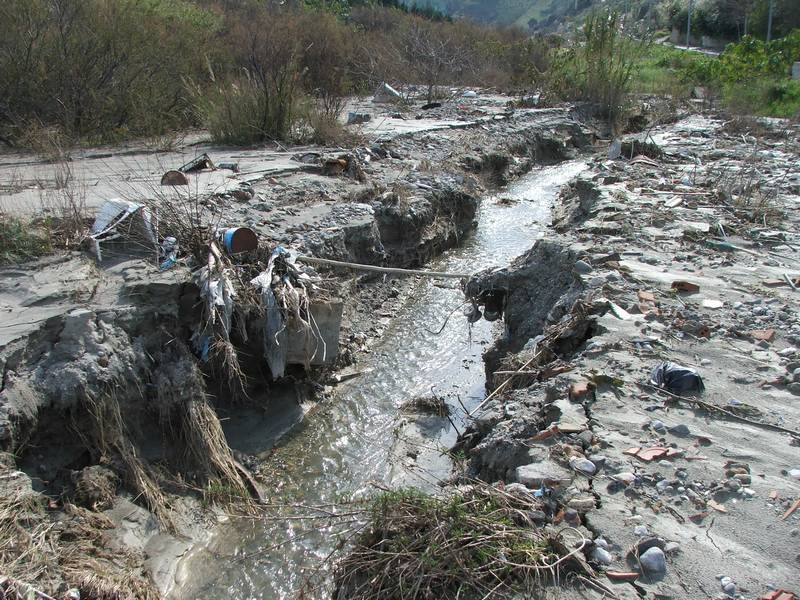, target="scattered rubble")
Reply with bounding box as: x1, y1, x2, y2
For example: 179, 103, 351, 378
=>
458, 112, 800, 598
